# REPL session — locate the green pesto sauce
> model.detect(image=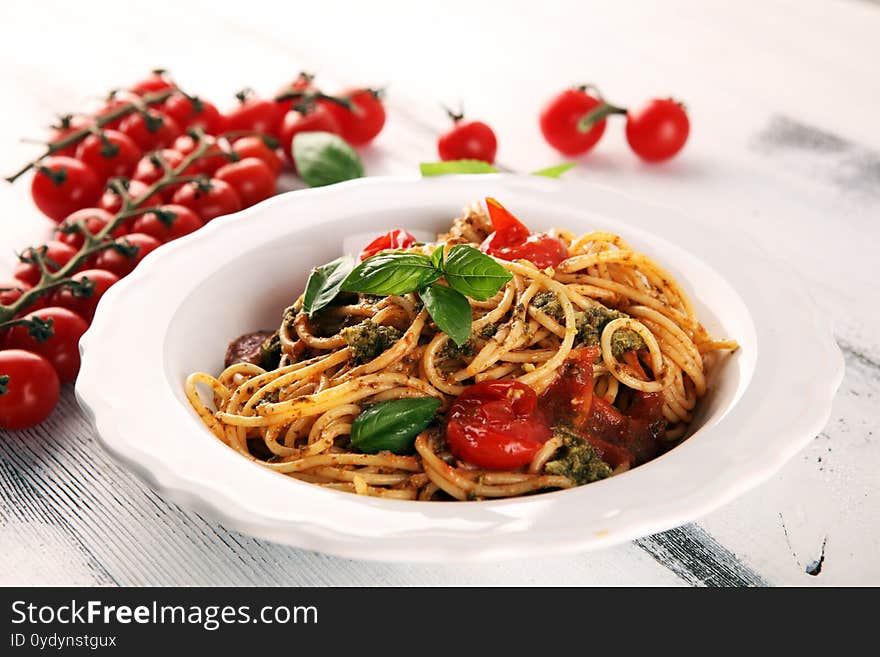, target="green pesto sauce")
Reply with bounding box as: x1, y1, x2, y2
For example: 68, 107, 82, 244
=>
544, 427, 613, 484
340, 320, 404, 364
